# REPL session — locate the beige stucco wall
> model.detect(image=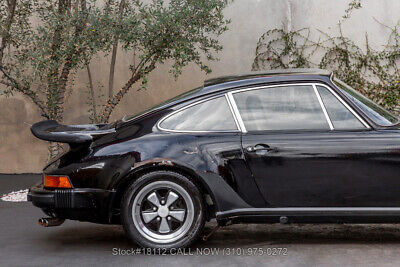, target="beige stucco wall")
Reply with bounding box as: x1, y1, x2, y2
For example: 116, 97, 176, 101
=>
0, 0, 399, 173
